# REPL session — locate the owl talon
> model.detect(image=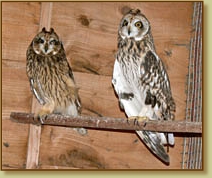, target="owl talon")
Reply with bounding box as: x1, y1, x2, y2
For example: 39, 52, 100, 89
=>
128, 116, 149, 127
127, 116, 137, 125
37, 114, 48, 124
